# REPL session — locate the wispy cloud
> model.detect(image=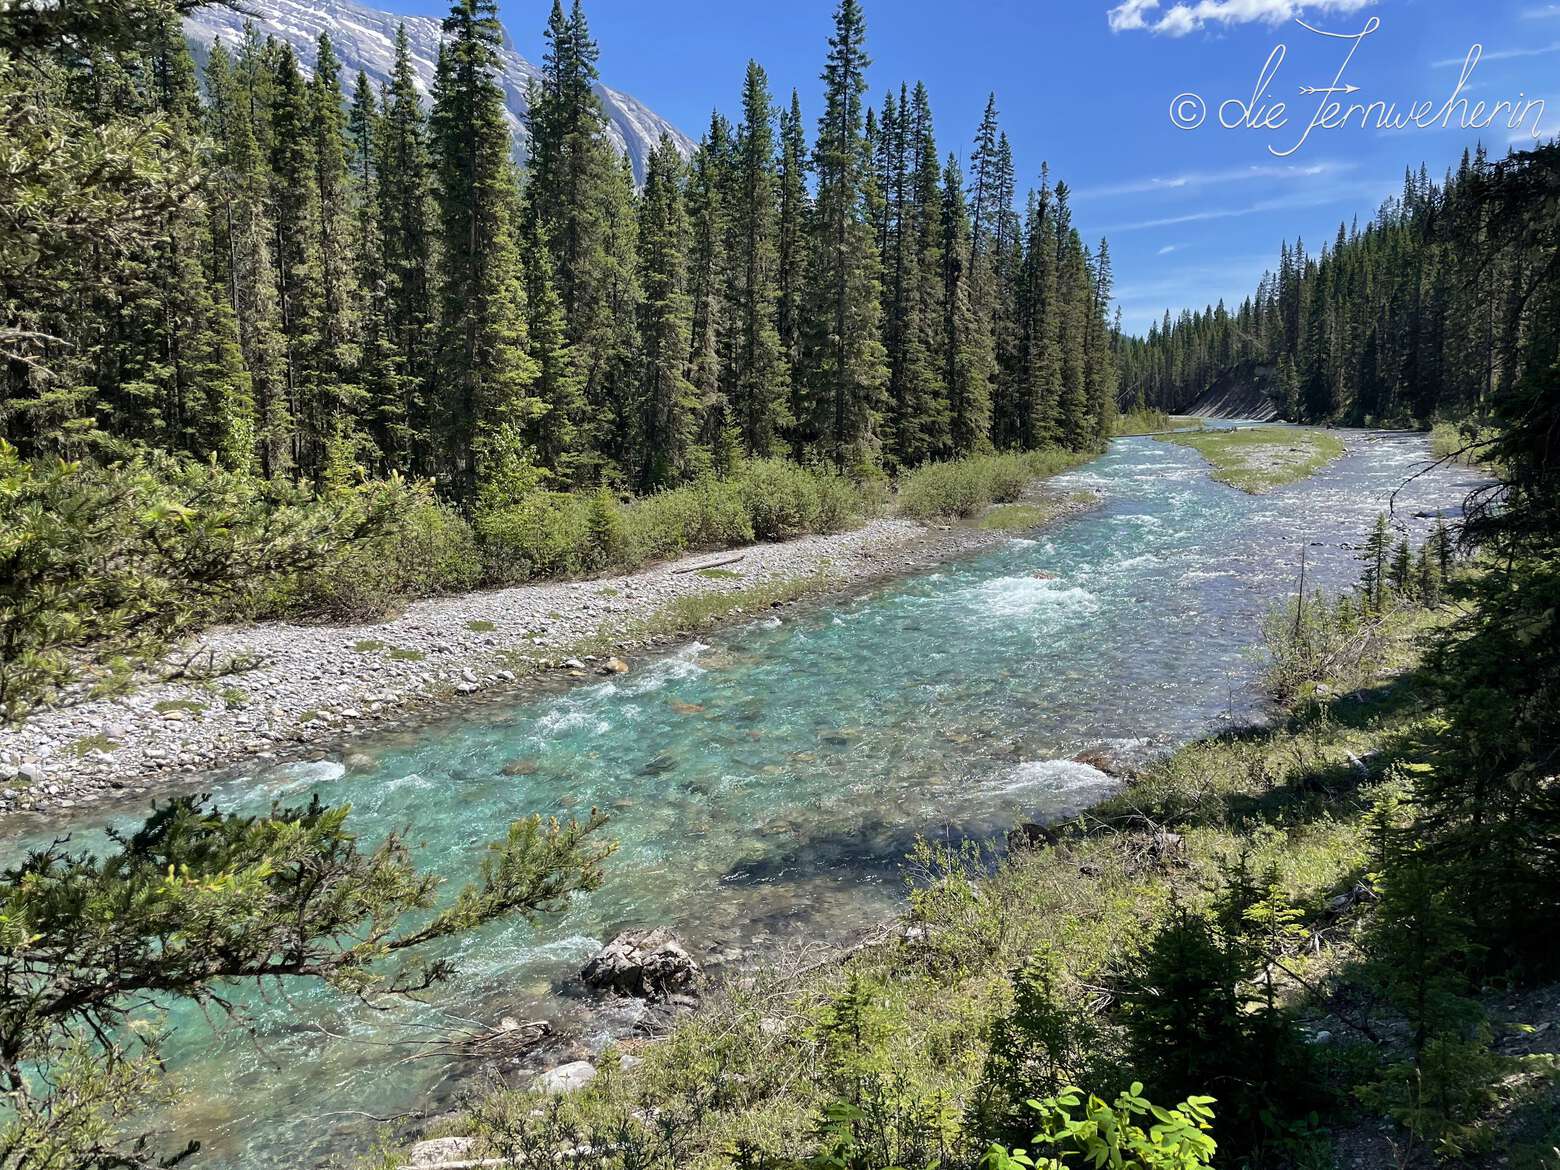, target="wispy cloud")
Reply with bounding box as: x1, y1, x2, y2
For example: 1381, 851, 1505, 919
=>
1075, 160, 1351, 199
1157, 244, 1183, 255
1107, 0, 1374, 37
1097, 179, 1387, 233
1433, 42, 1560, 67
1523, 4, 1560, 18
